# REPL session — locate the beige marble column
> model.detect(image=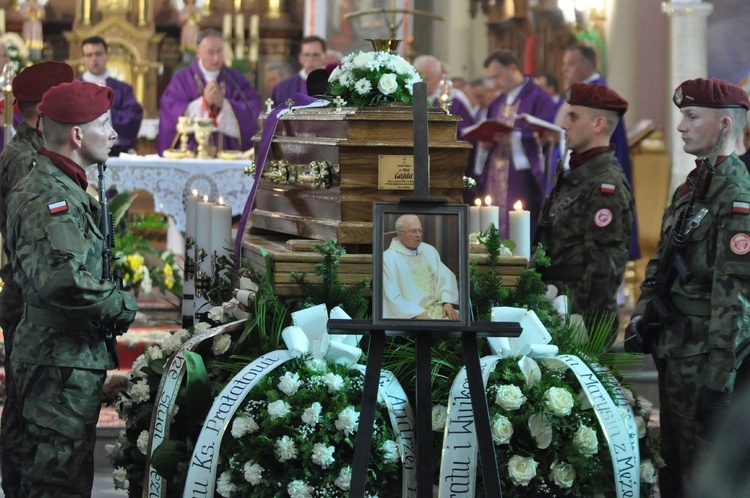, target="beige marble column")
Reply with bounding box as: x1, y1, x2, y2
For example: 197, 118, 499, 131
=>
663, 0, 713, 194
